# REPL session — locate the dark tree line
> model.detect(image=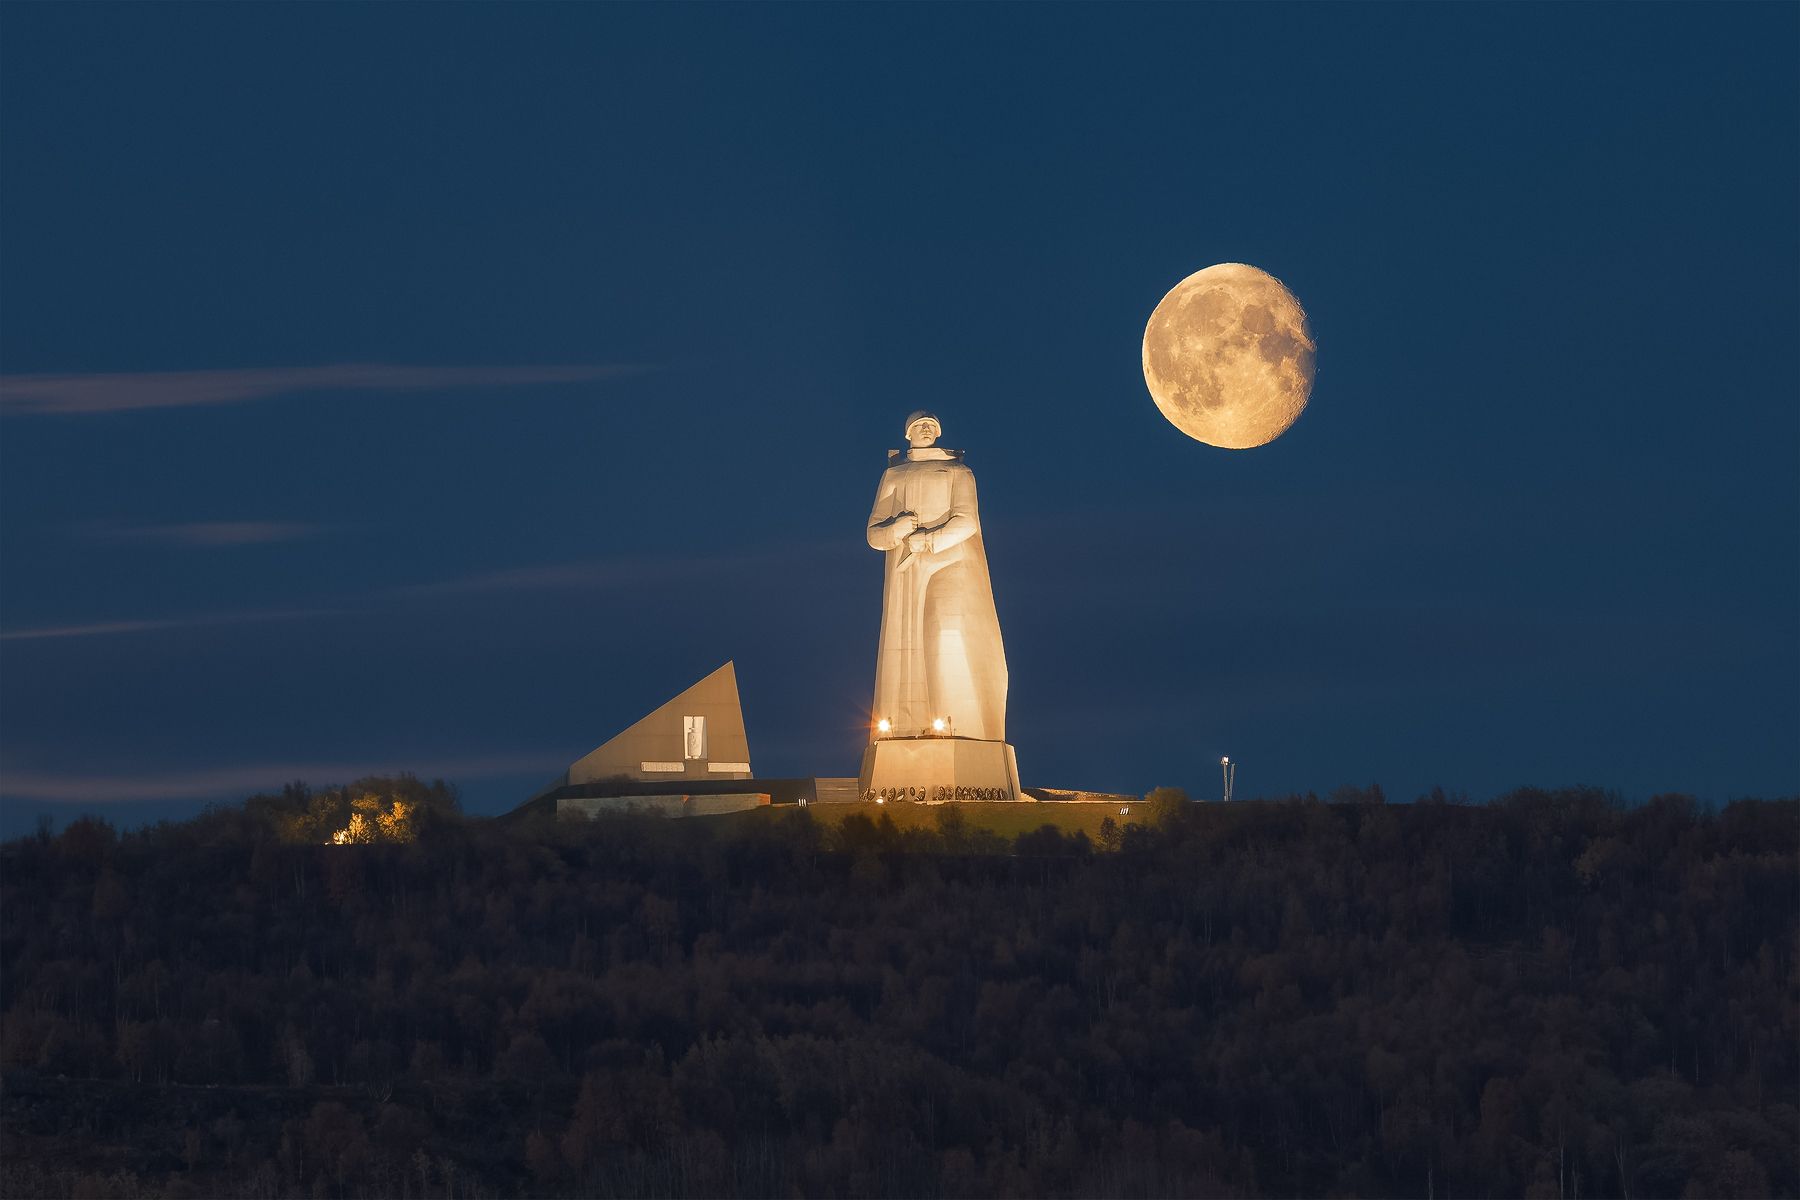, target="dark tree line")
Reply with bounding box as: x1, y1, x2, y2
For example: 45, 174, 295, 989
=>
2, 778, 1794, 1198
